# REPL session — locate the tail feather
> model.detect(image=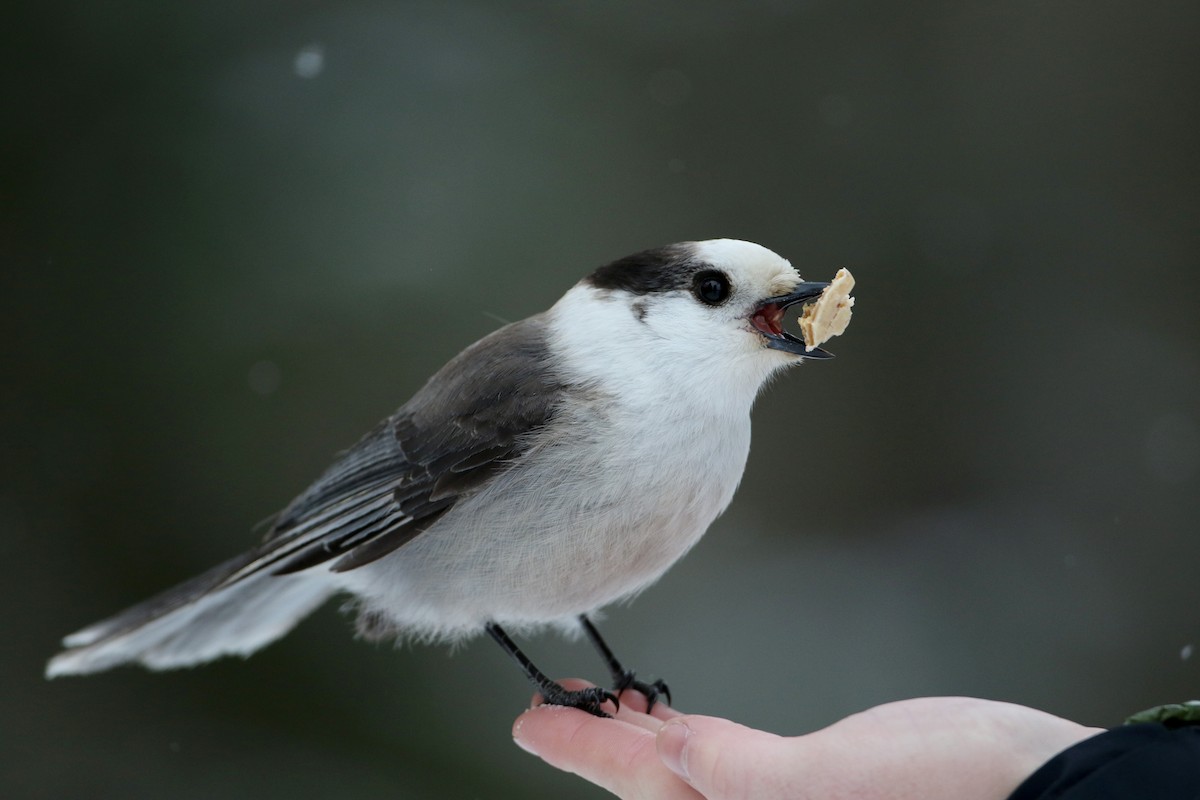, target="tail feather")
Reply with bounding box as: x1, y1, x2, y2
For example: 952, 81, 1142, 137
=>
47, 551, 335, 678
